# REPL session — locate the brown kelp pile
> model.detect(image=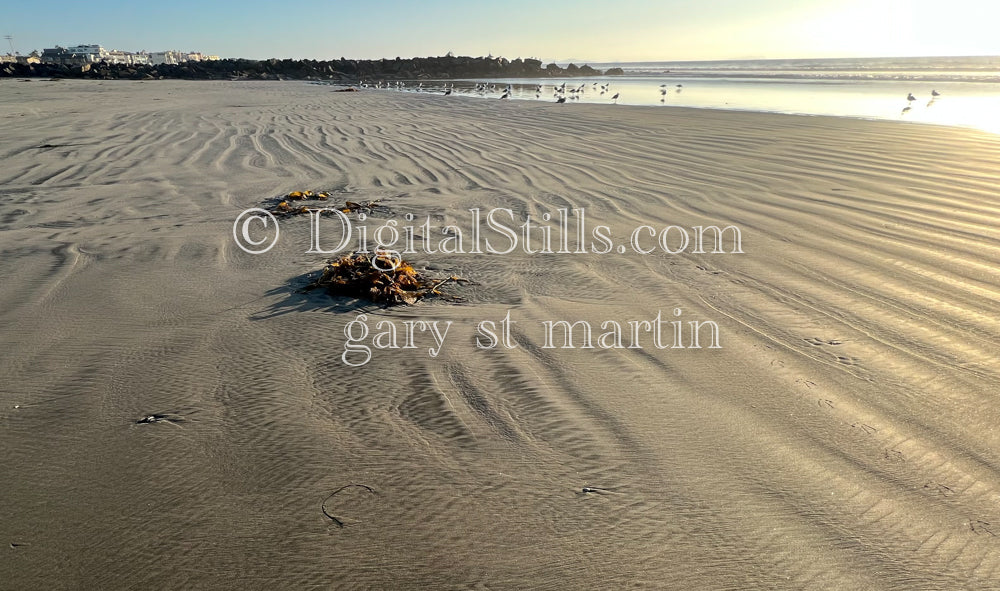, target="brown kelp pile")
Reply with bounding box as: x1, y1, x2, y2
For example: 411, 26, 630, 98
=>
267, 190, 389, 218
305, 251, 470, 305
